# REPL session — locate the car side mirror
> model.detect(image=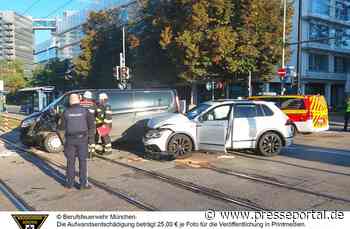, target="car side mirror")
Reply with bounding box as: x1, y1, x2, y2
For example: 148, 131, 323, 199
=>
198, 116, 204, 123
